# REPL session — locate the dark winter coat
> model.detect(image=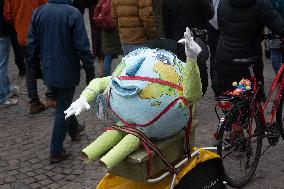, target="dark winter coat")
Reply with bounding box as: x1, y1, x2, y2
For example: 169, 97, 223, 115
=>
102, 28, 122, 55
216, 0, 284, 62
0, 0, 10, 37
163, 0, 214, 41
27, 0, 95, 88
